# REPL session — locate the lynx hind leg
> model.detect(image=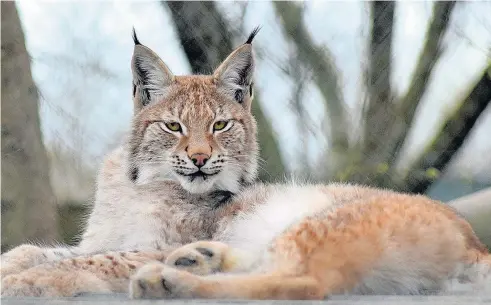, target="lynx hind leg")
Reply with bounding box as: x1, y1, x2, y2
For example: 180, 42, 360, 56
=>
2, 266, 112, 297
1, 245, 76, 279
2, 250, 168, 297
130, 264, 324, 300
165, 241, 244, 275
